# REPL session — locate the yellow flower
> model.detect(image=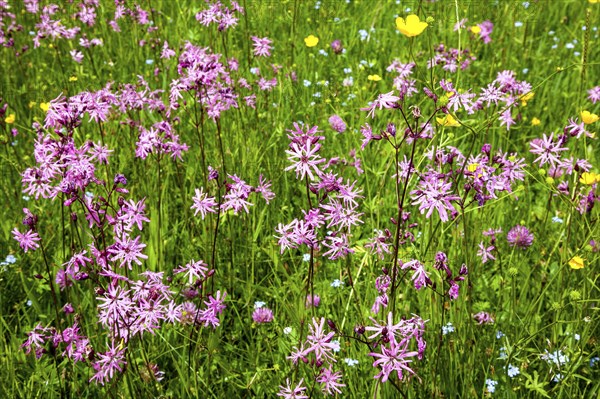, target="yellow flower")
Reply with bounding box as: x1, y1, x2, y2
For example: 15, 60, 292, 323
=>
580, 110, 599, 124
589, 0, 599, 4
395, 14, 428, 37
4, 113, 15, 124
304, 35, 319, 47
580, 172, 598, 185
568, 256, 584, 270
69, 76, 78, 82
531, 117, 541, 126
520, 92, 534, 106
470, 25, 481, 34
40, 102, 50, 112
367, 74, 382, 81
436, 114, 460, 127
467, 163, 479, 173
28, 101, 36, 109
